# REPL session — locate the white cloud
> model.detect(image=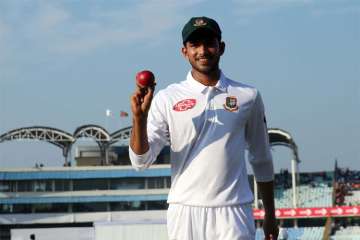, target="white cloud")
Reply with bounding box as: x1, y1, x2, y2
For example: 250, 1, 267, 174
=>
311, 4, 360, 16
34, 4, 70, 32
231, 0, 359, 19
229, 0, 311, 24
0, 0, 205, 55
0, 20, 10, 67
0, 20, 9, 40
232, 0, 312, 10
234, 0, 312, 5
